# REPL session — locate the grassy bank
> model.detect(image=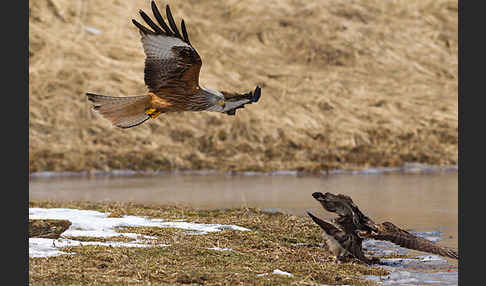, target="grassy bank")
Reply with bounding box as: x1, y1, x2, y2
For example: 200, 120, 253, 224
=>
29, 200, 390, 285
29, 0, 457, 173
